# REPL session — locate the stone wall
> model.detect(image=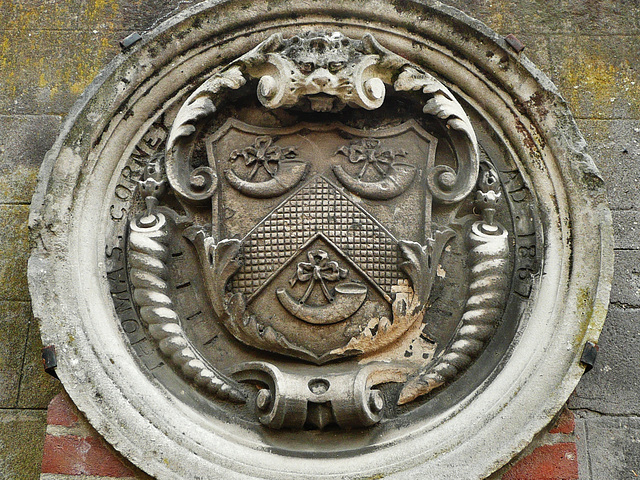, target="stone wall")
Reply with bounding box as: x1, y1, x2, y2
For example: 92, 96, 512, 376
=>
0, 1, 638, 478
